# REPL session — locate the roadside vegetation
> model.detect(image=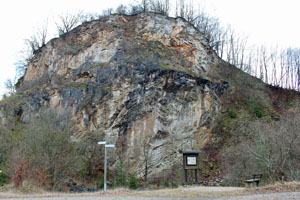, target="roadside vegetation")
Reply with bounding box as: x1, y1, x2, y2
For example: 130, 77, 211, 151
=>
0, 109, 143, 191
221, 114, 300, 185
